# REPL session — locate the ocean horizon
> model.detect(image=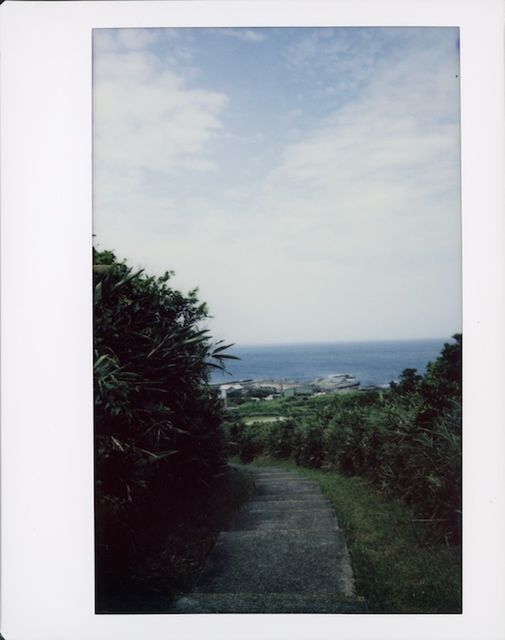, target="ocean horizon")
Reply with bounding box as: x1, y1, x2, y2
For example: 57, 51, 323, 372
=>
210, 337, 452, 388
